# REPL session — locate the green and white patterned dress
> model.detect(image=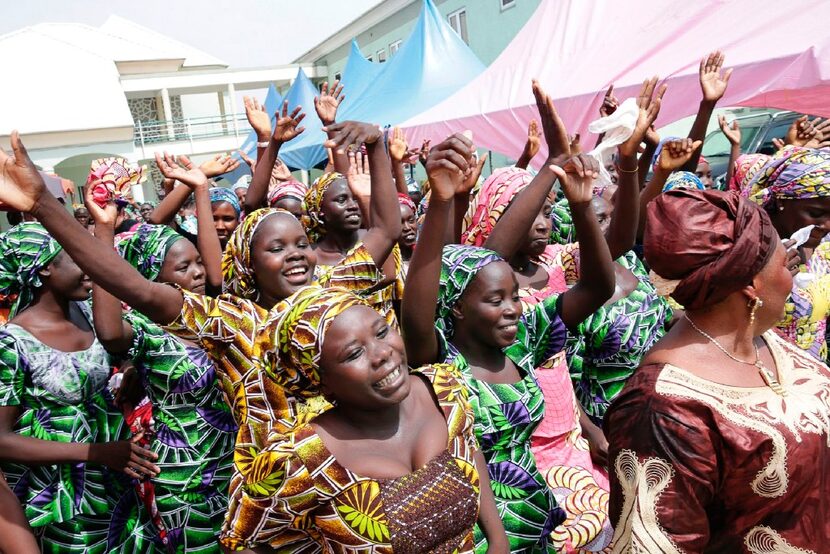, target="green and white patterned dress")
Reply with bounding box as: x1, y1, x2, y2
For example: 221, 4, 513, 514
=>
0, 303, 149, 553
125, 310, 236, 553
